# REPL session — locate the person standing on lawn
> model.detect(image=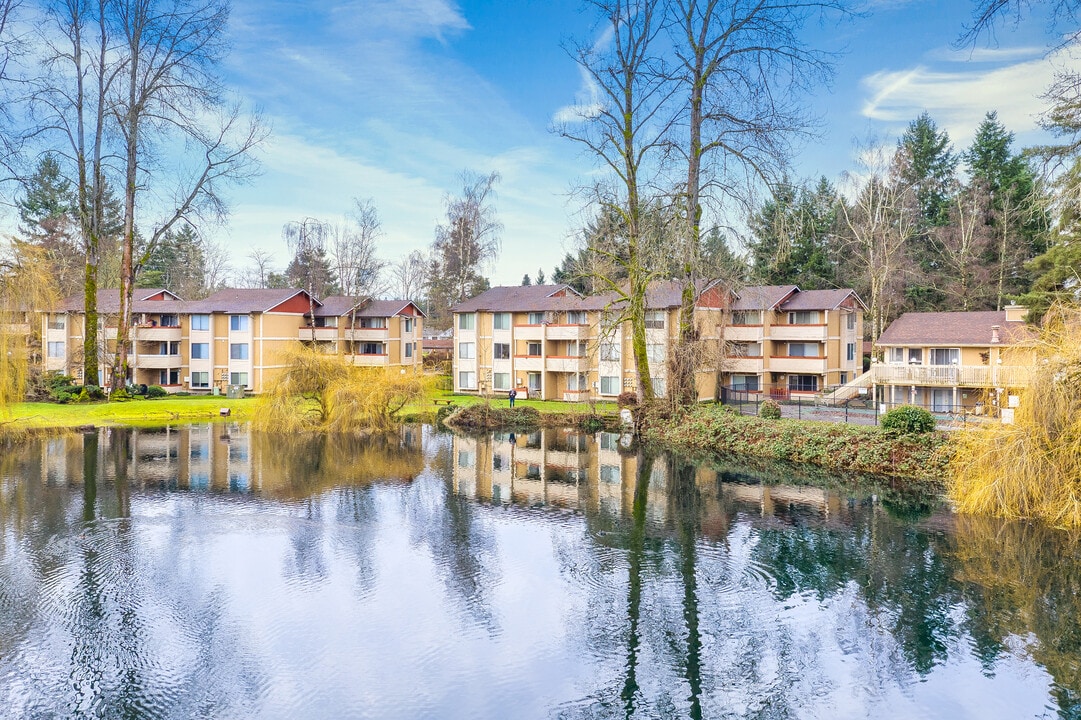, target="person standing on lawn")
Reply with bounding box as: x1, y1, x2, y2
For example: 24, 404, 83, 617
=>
508, 388, 517, 407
